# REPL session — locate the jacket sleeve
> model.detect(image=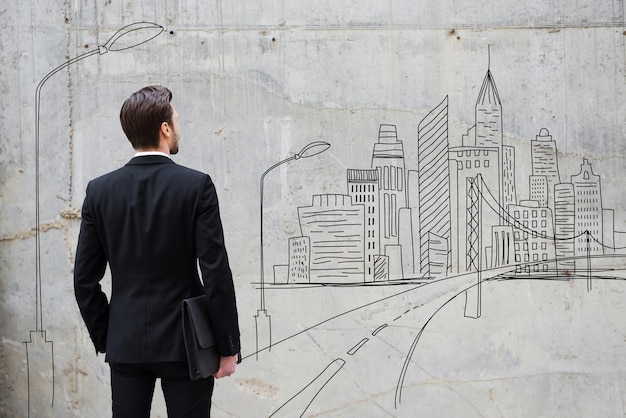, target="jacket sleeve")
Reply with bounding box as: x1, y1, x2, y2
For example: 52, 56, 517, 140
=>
195, 175, 241, 357
74, 182, 109, 353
